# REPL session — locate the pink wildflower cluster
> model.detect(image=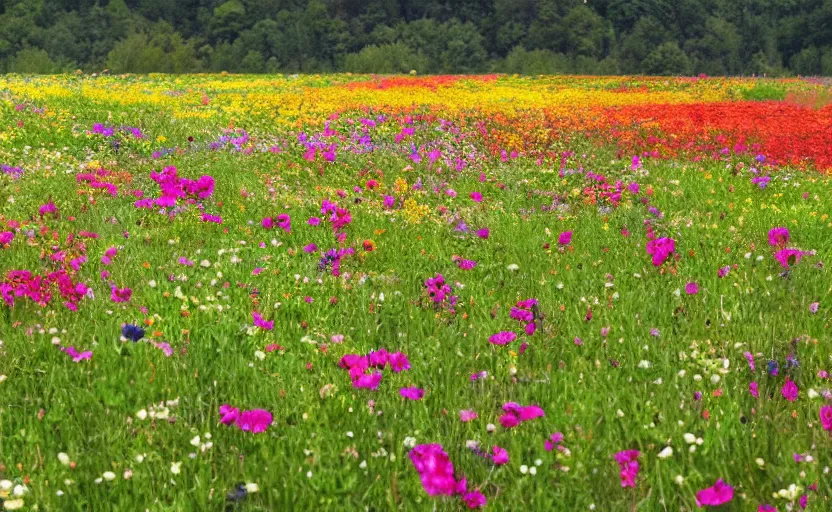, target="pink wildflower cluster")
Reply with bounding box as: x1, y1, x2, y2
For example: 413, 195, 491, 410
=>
614, 450, 640, 488
219, 405, 273, 434
1, 269, 89, 310
408, 444, 486, 509
499, 402, 544, 429
76, 169, 118, 197
646, 237, 676, 267
424, 273, 458, 310
135, 166, 215, 208
509, 298, 539, 335
338, 349, 410, 390
262, 214, 291, 232
321, 199, 352, 241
